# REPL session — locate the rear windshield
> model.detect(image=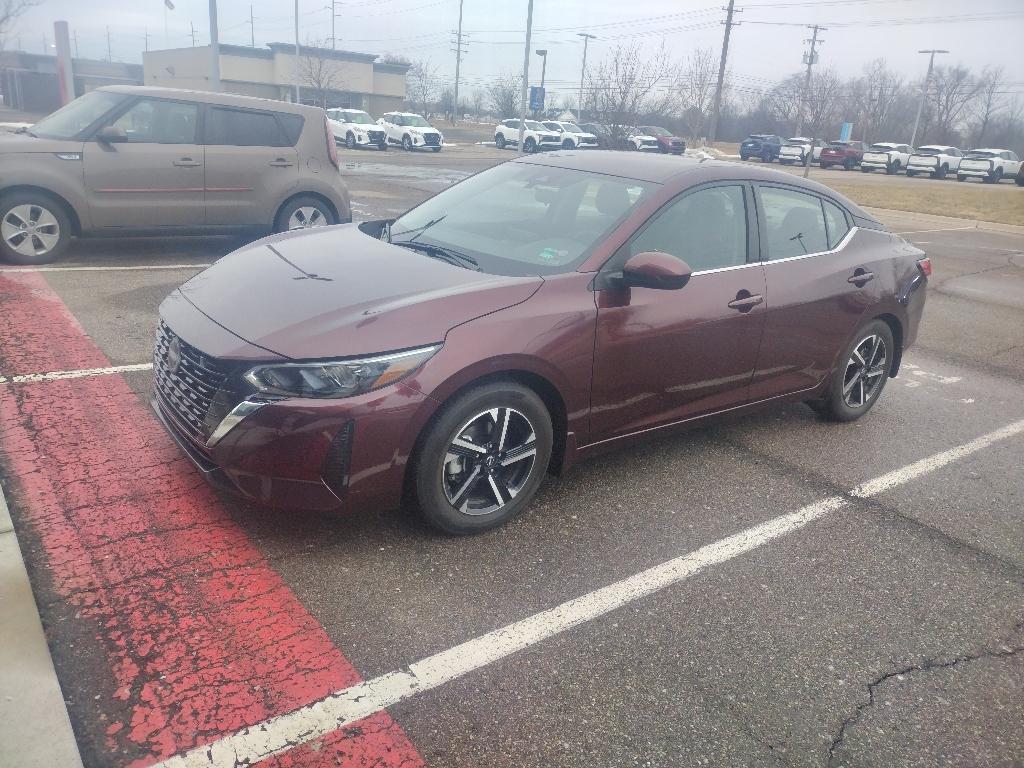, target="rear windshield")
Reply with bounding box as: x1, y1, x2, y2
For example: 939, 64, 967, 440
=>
914, 147, 944, 155
965, 151, 996, 159
869, 144, 896, 151
827, 141, 852, 148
